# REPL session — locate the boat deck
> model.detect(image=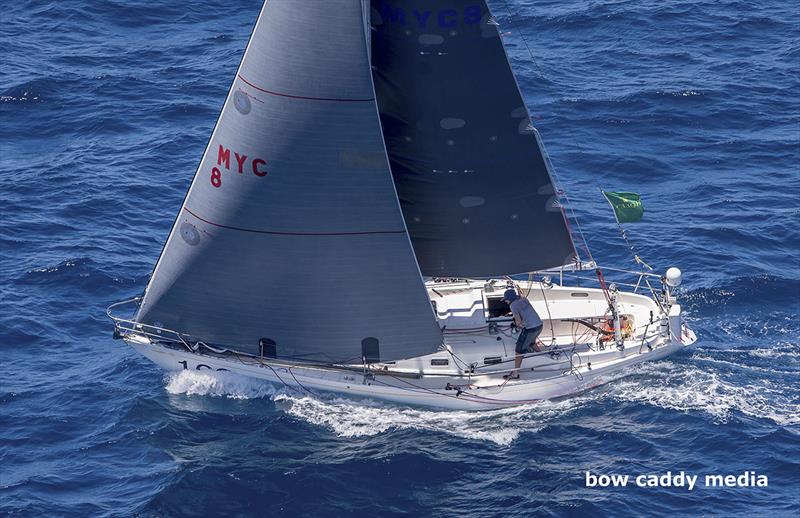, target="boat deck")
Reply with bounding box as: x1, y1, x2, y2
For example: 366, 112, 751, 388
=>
373, 278, 664, 380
